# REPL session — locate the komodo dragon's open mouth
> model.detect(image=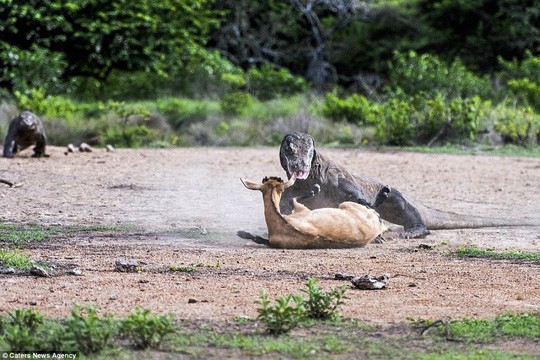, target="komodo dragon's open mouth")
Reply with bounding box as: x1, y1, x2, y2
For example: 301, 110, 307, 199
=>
287, 165, 309, 180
